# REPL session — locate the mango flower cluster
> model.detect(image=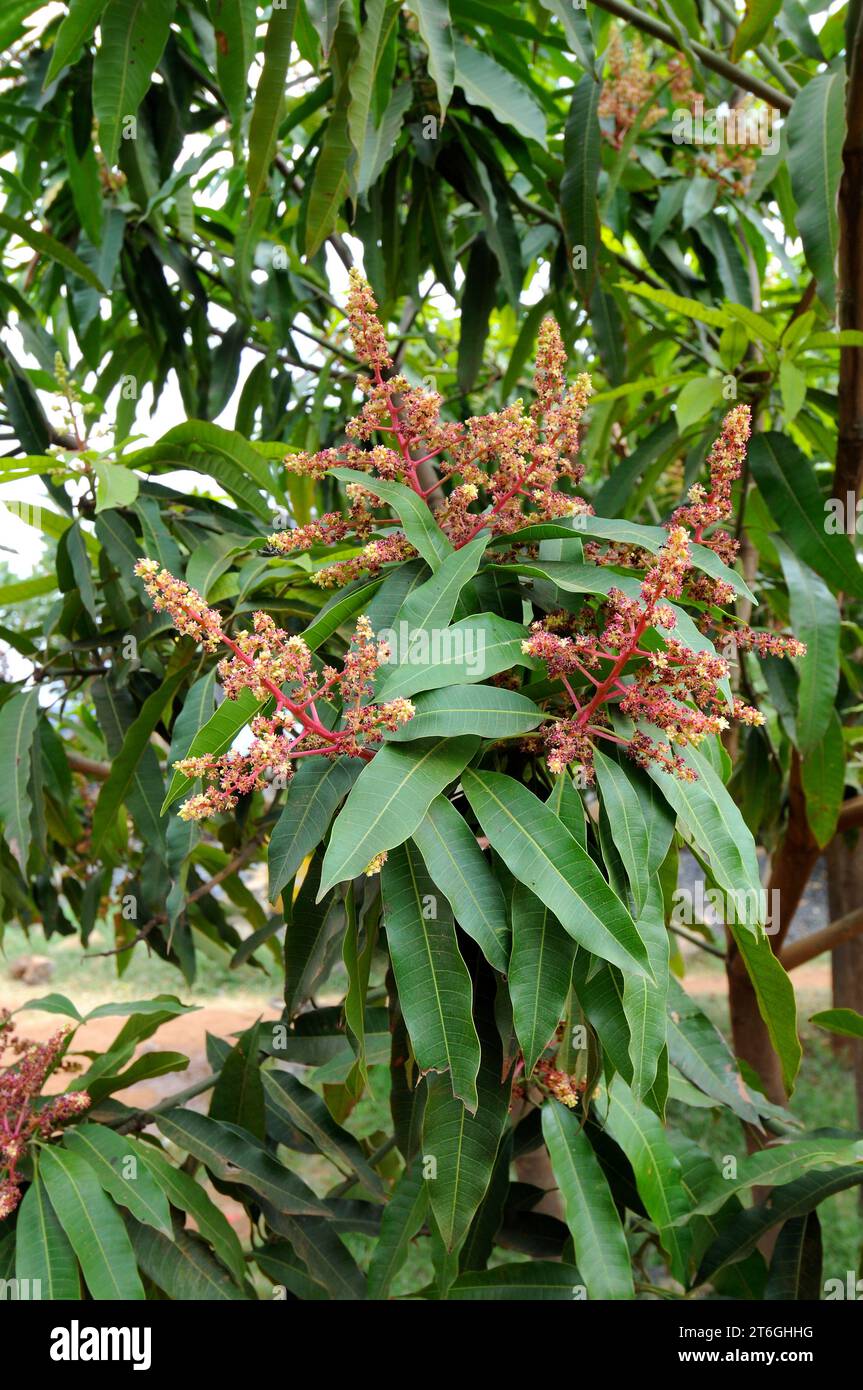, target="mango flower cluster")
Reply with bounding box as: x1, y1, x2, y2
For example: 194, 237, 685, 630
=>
267, 269, 594, 587
523, 406, 805, 783
0, 1011, 90, 1219
134, 560, 413, 822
